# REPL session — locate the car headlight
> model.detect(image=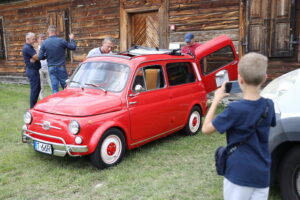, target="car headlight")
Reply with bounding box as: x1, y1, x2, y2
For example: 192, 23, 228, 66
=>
68, 120, 80, 135
24, 111, 32, 124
